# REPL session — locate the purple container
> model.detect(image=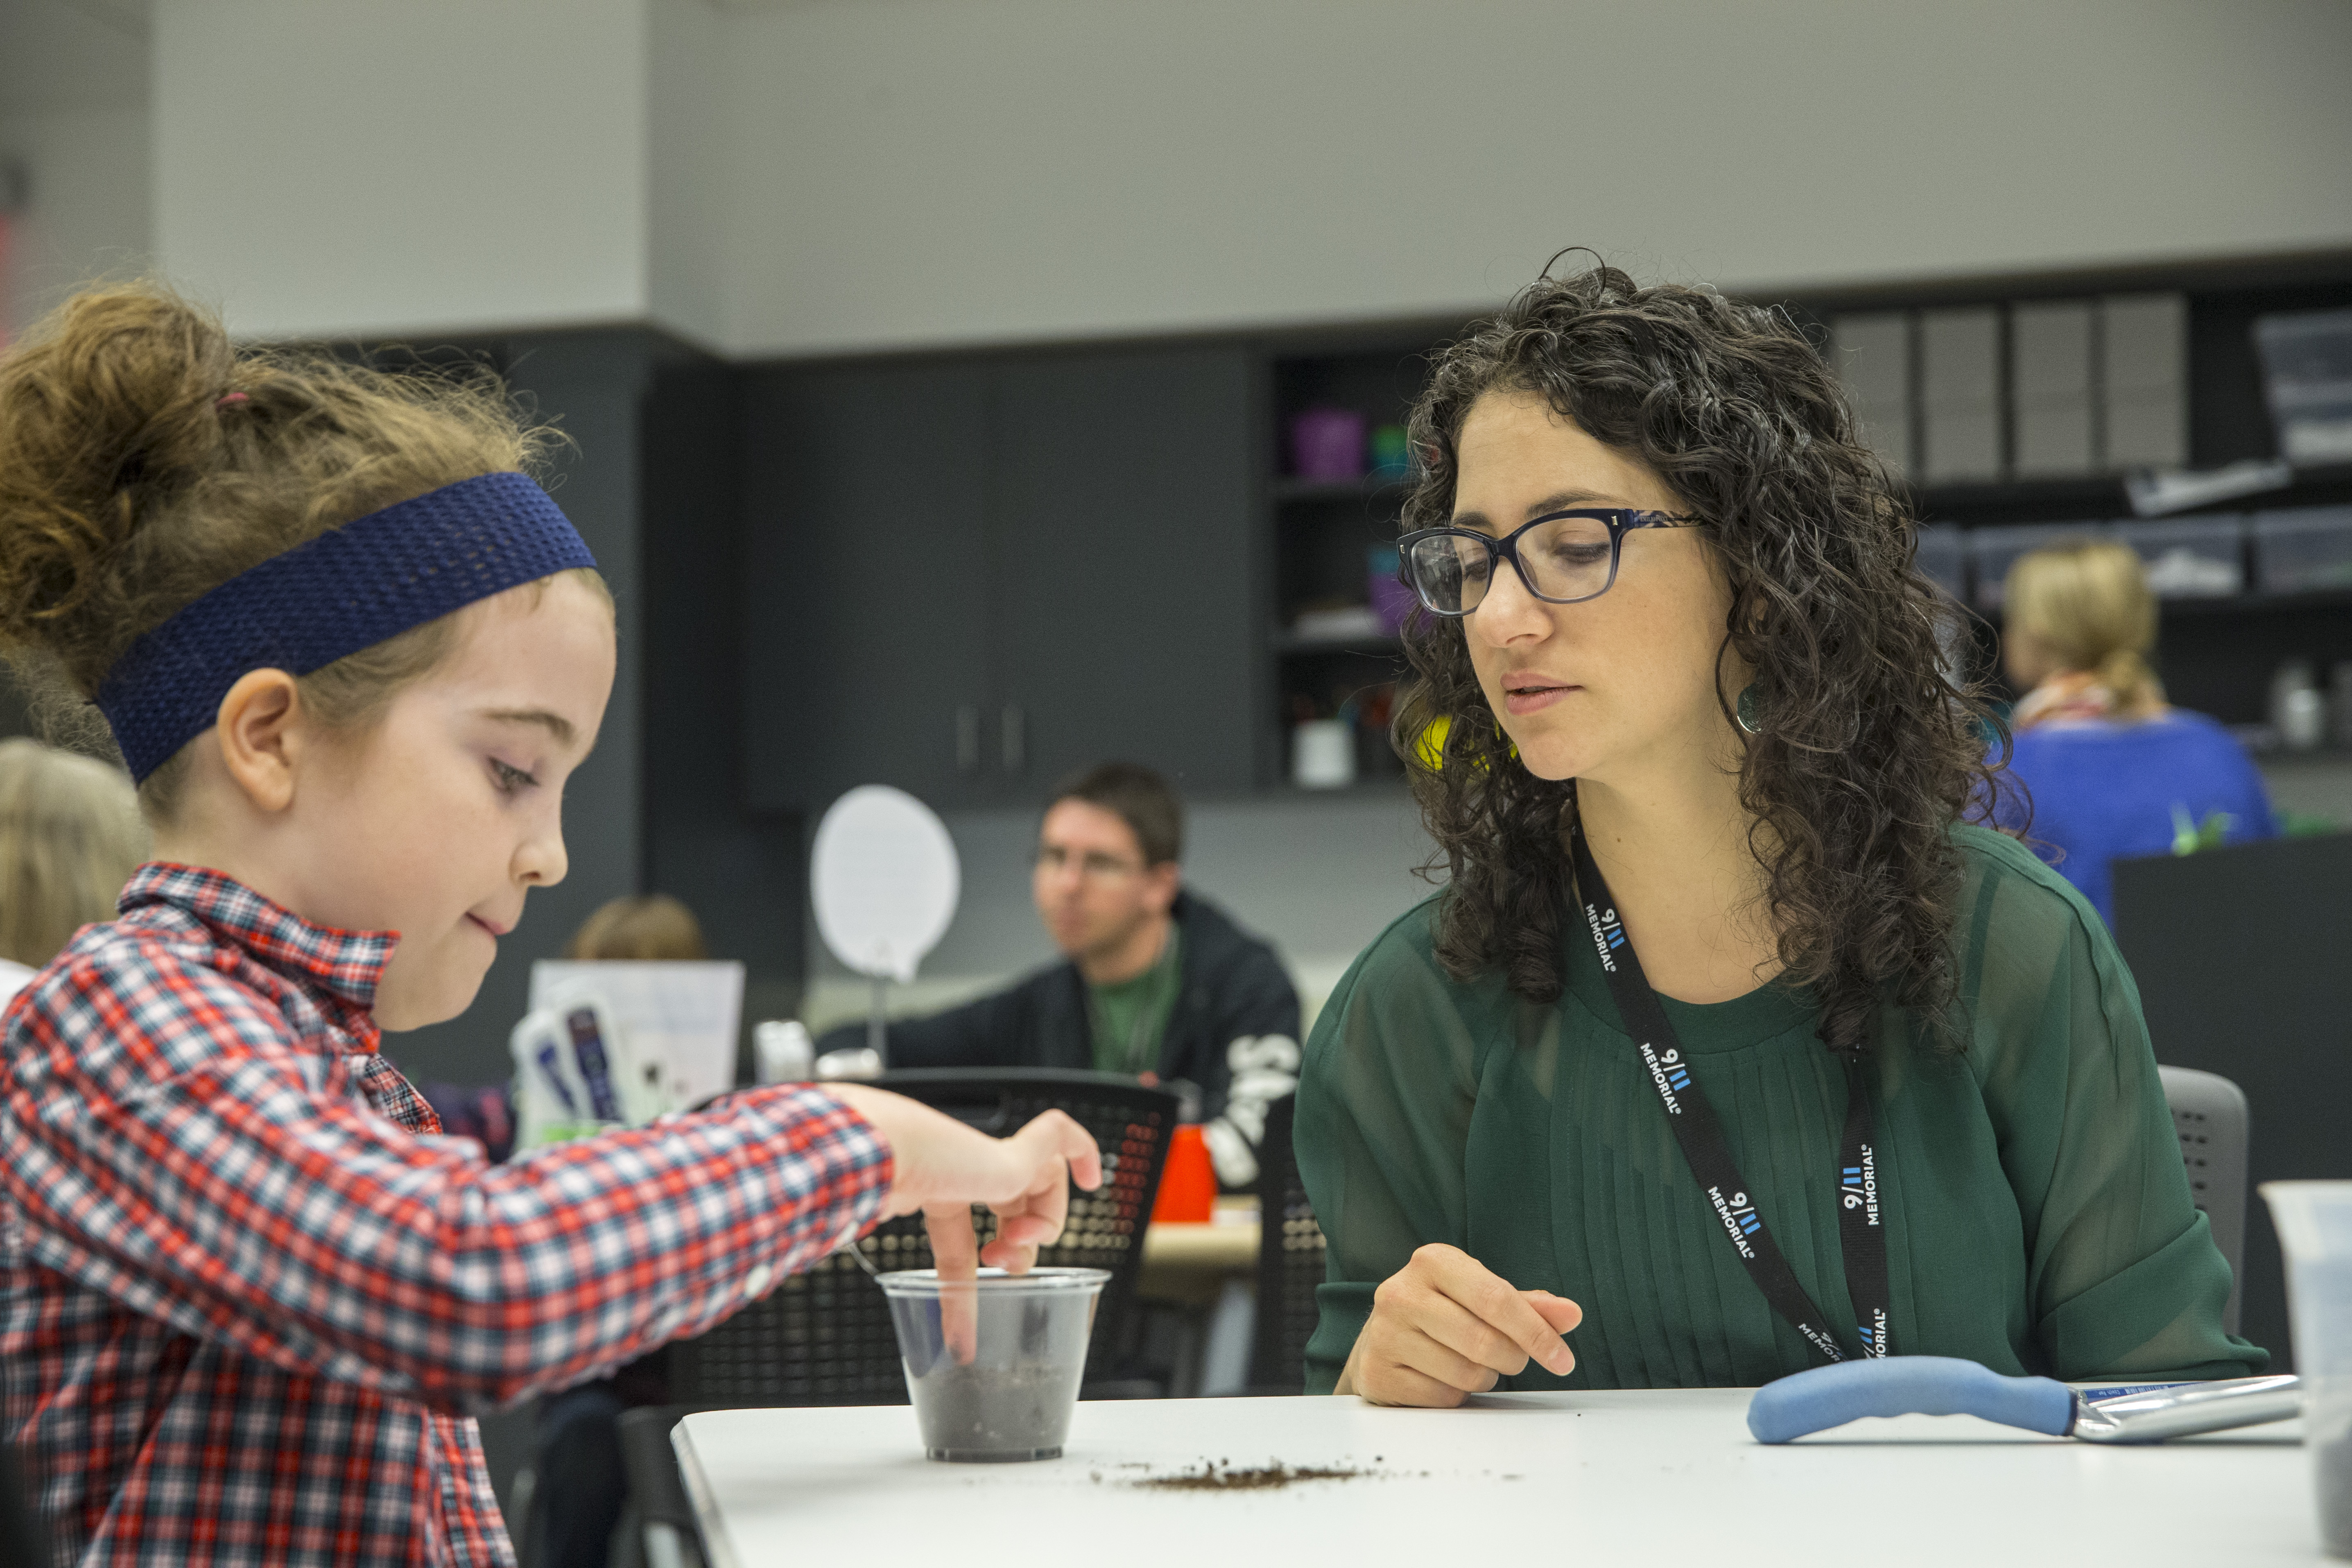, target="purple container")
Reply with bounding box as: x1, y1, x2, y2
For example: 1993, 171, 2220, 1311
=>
1291, 407, 1367, 480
